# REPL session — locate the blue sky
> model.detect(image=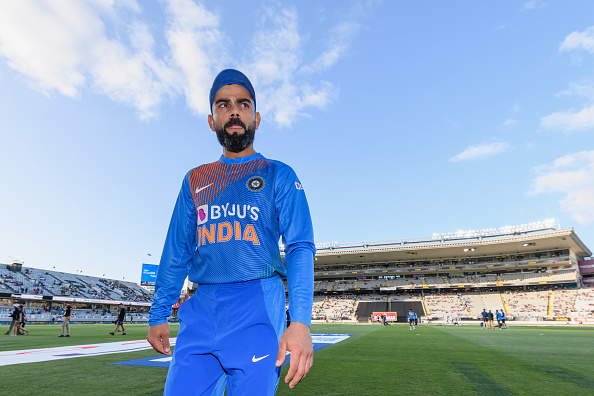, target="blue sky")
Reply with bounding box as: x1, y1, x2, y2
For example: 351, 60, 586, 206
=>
1, 0, 594, 283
